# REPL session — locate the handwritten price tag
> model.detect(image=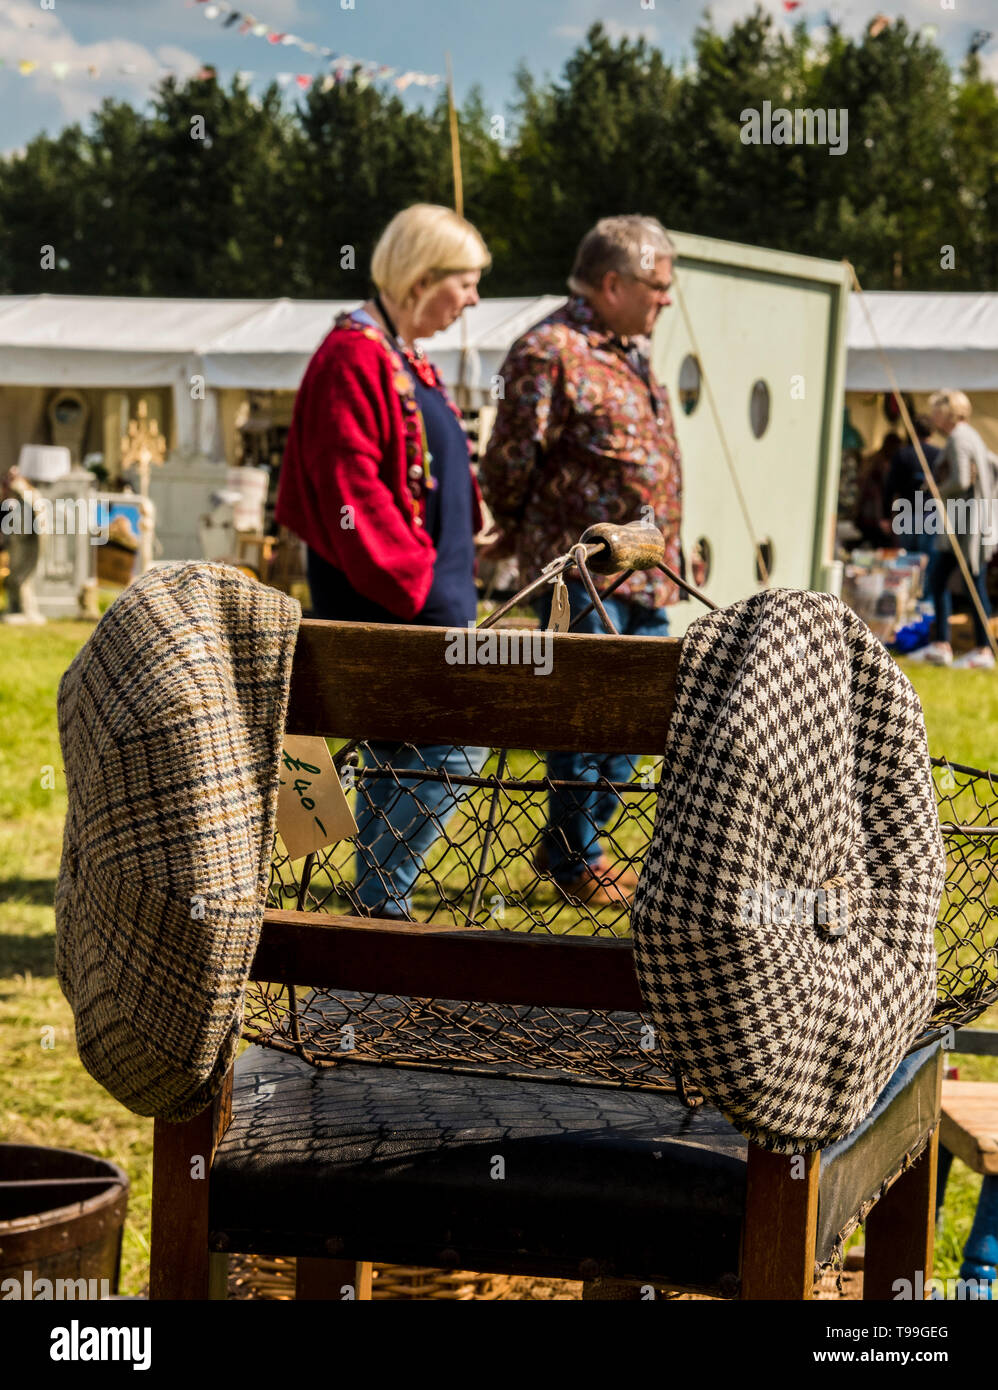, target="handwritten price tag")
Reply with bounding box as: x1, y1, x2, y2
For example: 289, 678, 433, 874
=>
276, 735, 358, 862
548, 575, 571, 632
